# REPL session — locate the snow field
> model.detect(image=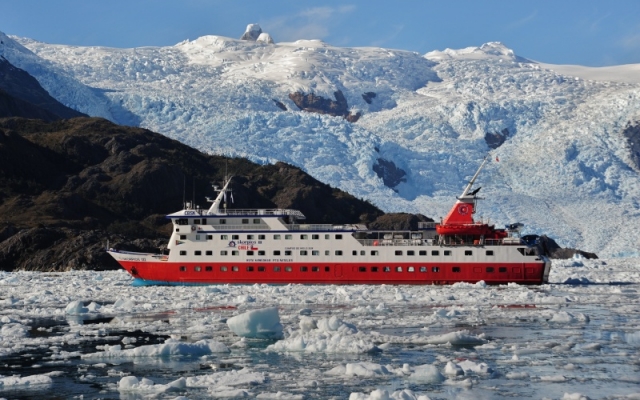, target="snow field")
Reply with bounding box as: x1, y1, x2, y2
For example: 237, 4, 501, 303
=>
0, 256, 639, 398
